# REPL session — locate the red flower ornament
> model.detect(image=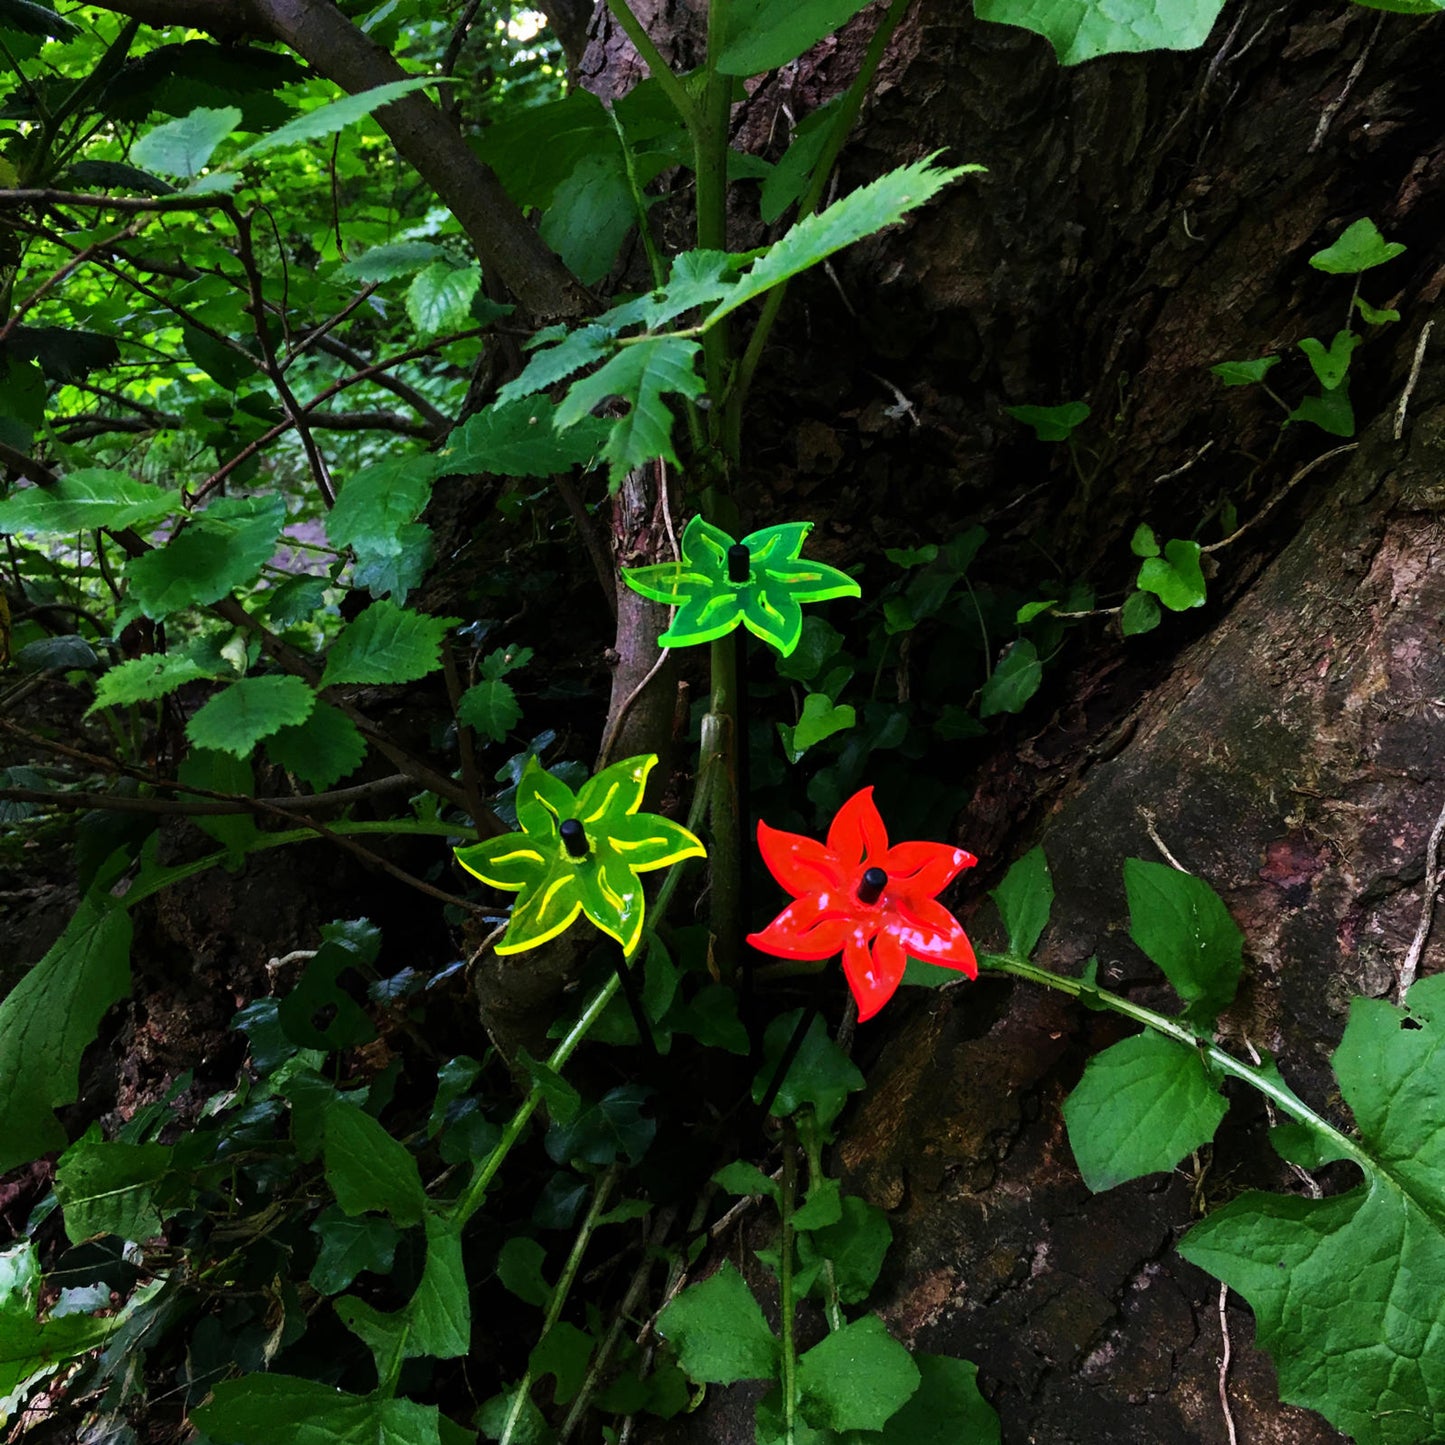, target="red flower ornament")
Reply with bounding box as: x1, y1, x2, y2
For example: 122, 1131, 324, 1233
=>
747, 788, 979, 1021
